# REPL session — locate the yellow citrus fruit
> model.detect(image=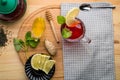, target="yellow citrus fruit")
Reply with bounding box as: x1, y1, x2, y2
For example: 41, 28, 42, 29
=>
38, 54, 50, 70
66, 8, 80, 26
32, 17, 46, 38
43, 60, 55, 74
31, 53, 55, 74
31, 54, 42, 70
